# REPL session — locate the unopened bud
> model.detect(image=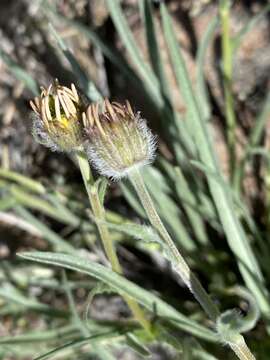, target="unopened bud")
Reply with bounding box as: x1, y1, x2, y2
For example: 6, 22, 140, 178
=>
83, 99, 156, 179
